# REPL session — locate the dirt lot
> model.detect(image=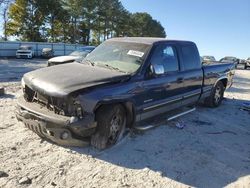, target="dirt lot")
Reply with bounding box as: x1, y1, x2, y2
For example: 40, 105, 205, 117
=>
0, 58, 250, 188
